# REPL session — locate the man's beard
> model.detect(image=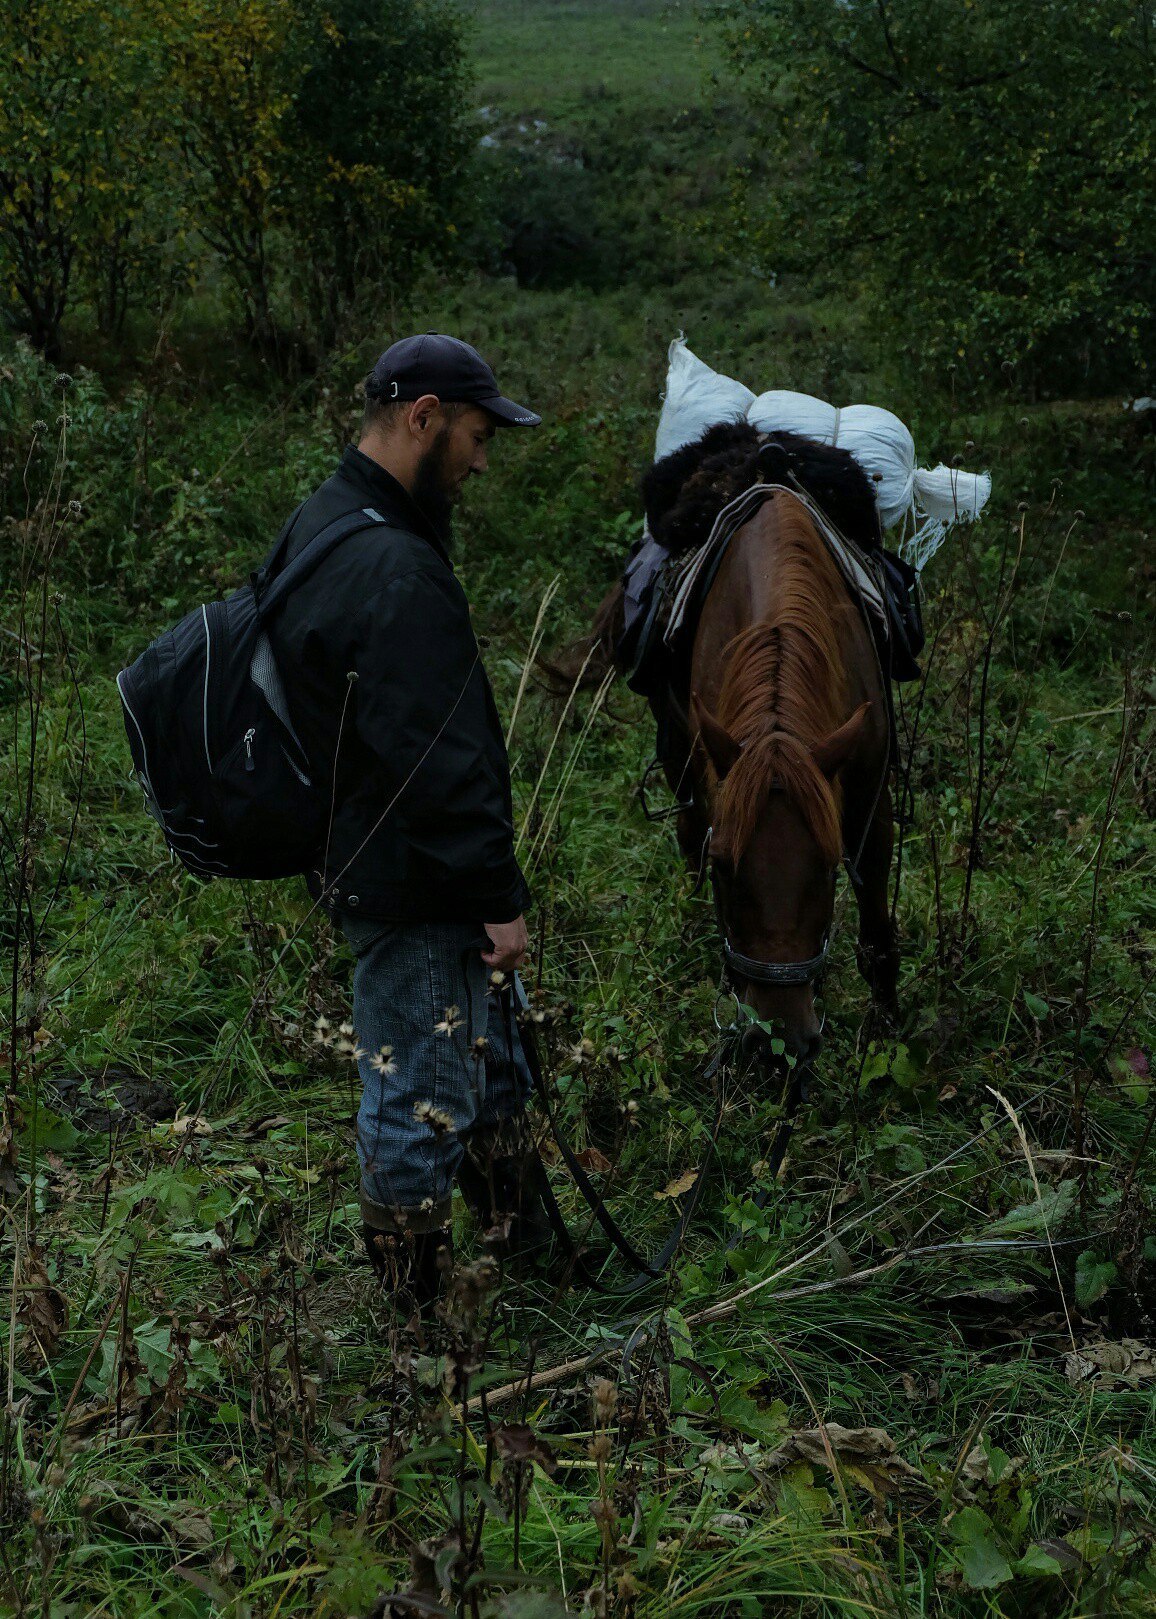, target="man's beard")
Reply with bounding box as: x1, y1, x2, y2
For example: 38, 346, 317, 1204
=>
410, 426, 457, 548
